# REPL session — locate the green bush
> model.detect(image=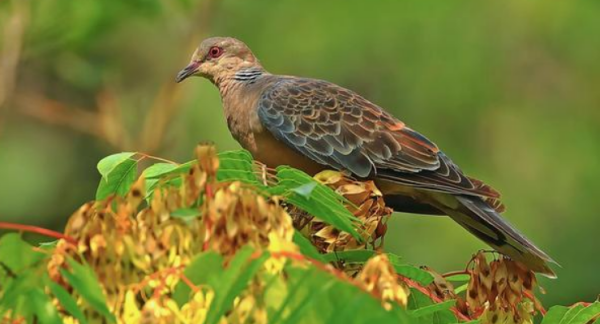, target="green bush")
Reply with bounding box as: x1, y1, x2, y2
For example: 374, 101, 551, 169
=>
1, 146, 598, 323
